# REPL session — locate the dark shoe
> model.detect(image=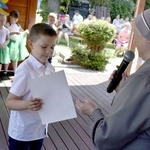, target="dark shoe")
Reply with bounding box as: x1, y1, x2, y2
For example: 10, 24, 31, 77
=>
3, 71, 7, 75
